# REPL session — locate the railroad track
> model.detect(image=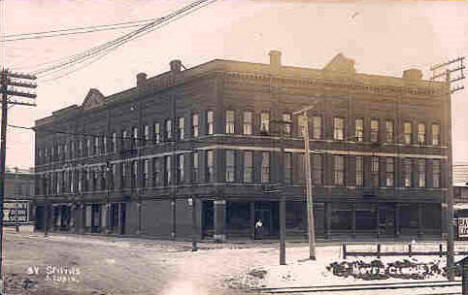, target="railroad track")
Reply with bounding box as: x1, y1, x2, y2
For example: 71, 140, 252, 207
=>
250, 280, 461, 294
